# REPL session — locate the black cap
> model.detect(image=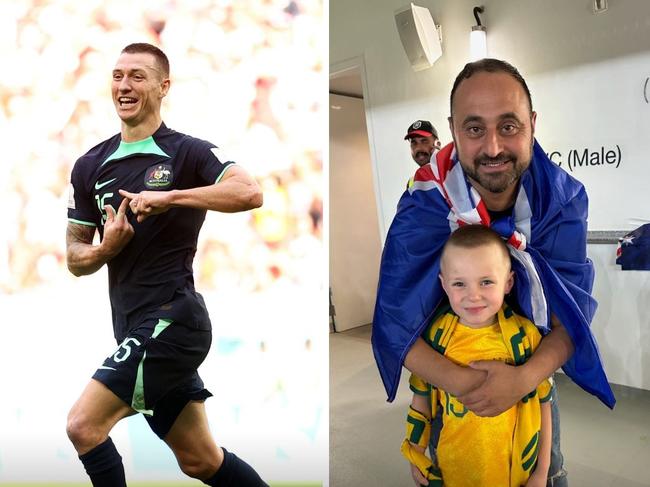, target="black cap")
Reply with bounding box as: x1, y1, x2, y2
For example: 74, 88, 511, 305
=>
404, 120, 438, 140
